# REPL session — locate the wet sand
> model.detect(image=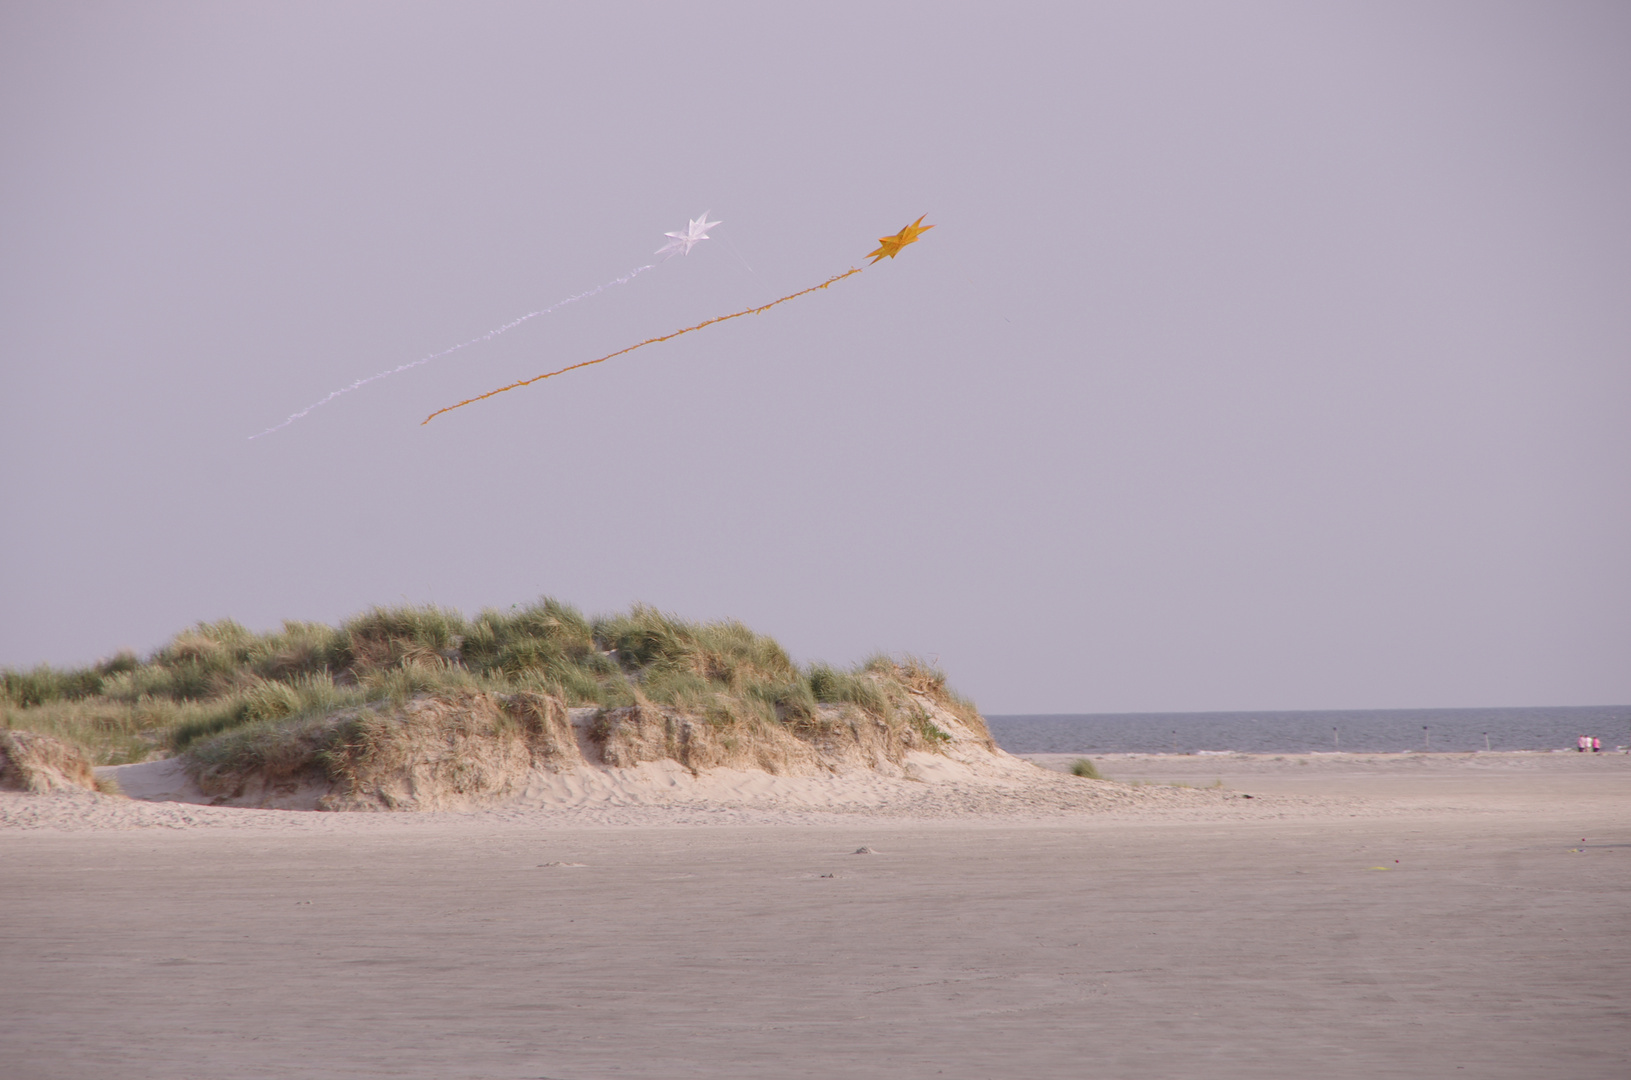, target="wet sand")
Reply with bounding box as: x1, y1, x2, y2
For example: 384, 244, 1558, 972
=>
1, 754, 1626, 1079
1026, 749, 1631, 811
